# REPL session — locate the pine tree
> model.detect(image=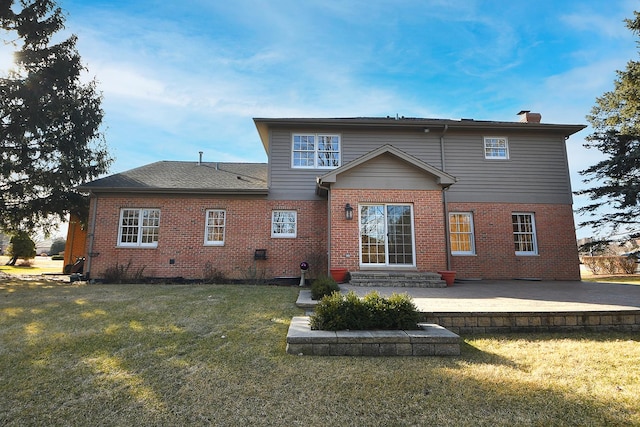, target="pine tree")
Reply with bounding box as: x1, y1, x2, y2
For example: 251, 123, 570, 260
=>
6, 231, 36, 266
577, 11, 640, 243
0, 0, 111, 234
